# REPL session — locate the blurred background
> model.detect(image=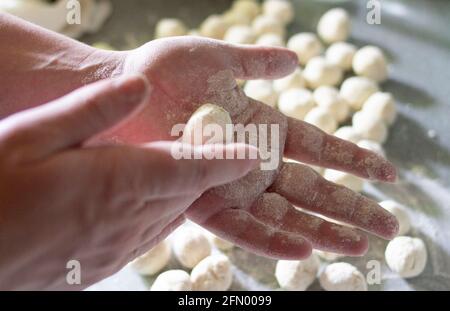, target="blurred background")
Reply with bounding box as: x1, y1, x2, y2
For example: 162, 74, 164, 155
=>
2, 0, 450, 291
